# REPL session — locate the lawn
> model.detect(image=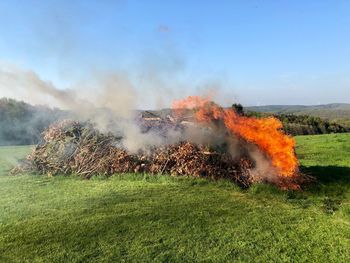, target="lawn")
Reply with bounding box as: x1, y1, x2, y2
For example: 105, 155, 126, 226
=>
0, 134, 349, 262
